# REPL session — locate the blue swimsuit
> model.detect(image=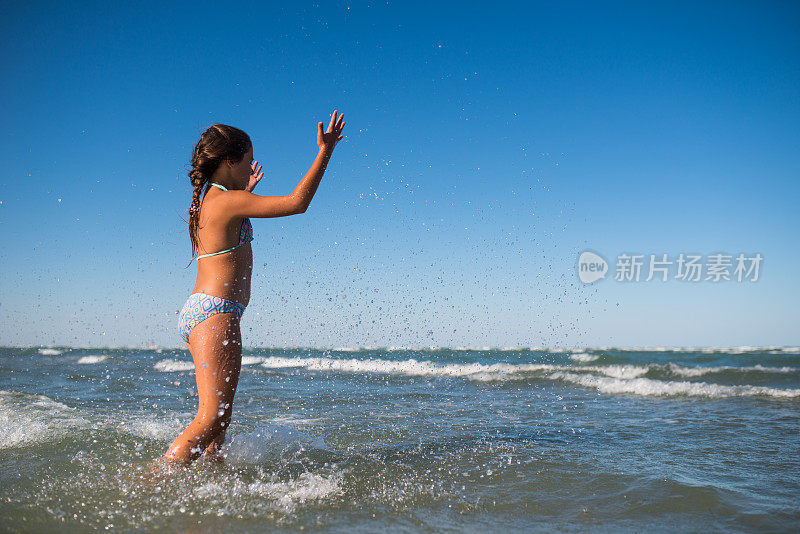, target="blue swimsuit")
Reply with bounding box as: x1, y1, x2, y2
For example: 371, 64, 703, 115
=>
178, 182, 253, 343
